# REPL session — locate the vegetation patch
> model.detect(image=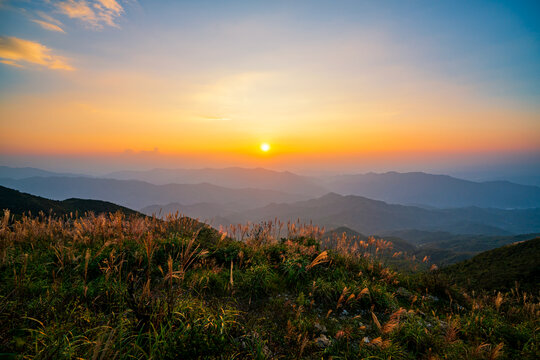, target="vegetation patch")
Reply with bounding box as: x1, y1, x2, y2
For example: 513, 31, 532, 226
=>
0, 211, 538, 359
